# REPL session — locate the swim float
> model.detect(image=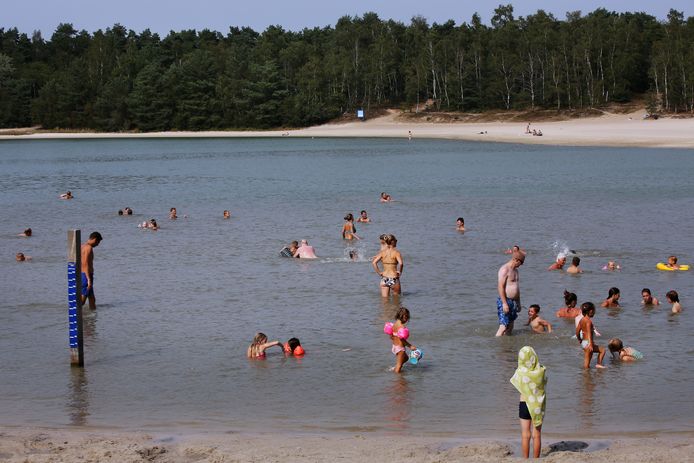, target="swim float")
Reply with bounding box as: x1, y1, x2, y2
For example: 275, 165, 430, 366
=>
656, 263, 690, 271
